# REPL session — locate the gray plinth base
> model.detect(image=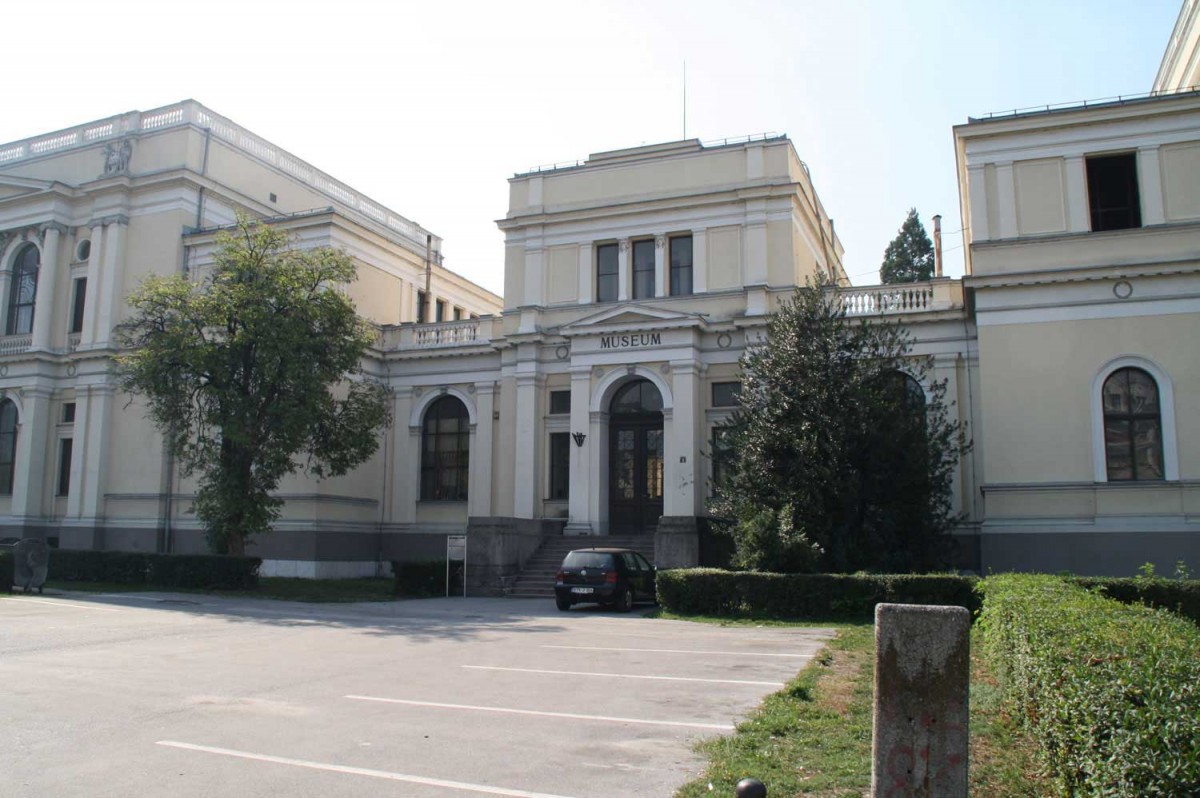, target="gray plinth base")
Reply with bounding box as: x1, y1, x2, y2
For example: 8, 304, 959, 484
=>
871, 603, 970, 798
654, 516, 700, 568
